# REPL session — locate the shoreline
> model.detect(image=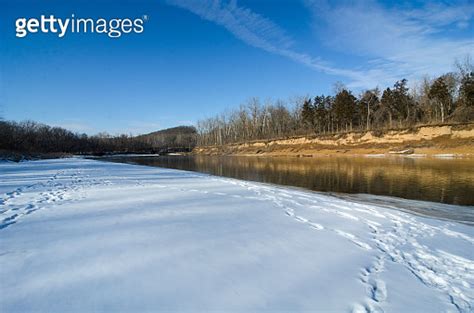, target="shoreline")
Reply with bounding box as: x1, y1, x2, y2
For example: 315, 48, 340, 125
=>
193, 147, 474, 159
198, 148, 474, 159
